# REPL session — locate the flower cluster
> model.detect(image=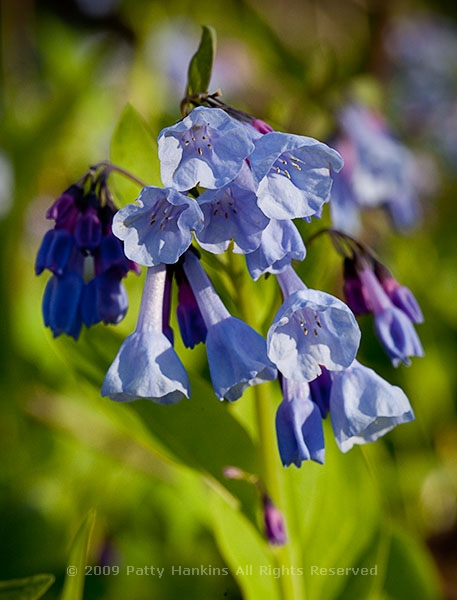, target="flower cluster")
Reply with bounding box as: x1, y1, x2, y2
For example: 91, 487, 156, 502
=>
113, 106, 342, 276
35, 166, 140, 339
99, 104, 419, 466
36, 101, 422, 469
338, 232, 424, 366
329, 102, 422, 235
